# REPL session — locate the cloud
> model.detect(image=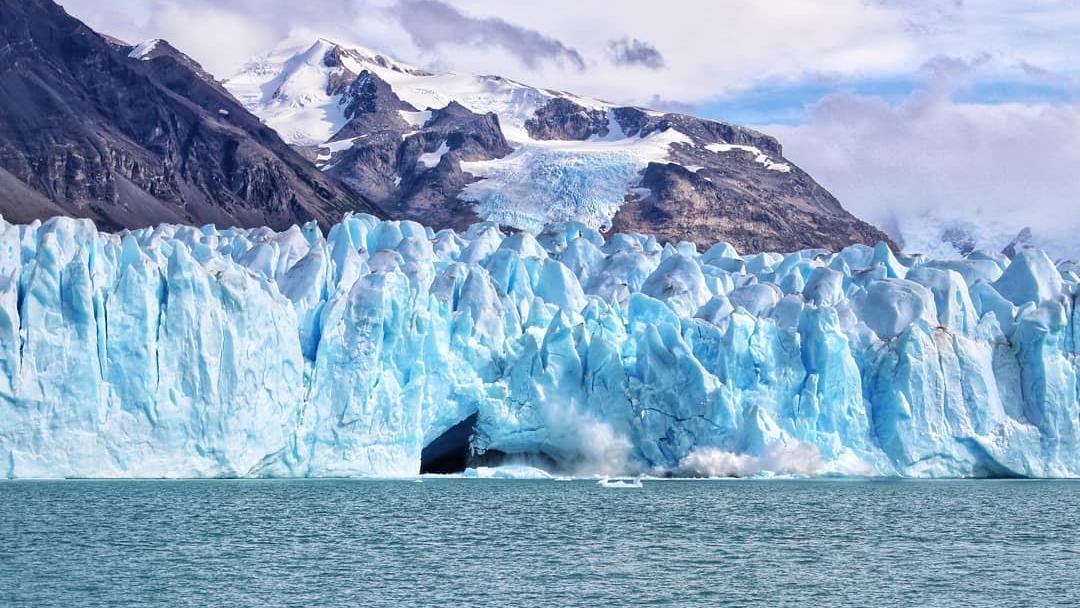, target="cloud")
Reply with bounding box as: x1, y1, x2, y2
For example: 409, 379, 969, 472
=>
1014, 60, 1079, 95
640, 95, 696, 114
438, 0, 917, 107
57, 0, 1080, 110
608, 37, 664, 69
57, 0, 362, 76
761, 58, 1080, 256
390, 0, 585, 71
59, 0, 920, 104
